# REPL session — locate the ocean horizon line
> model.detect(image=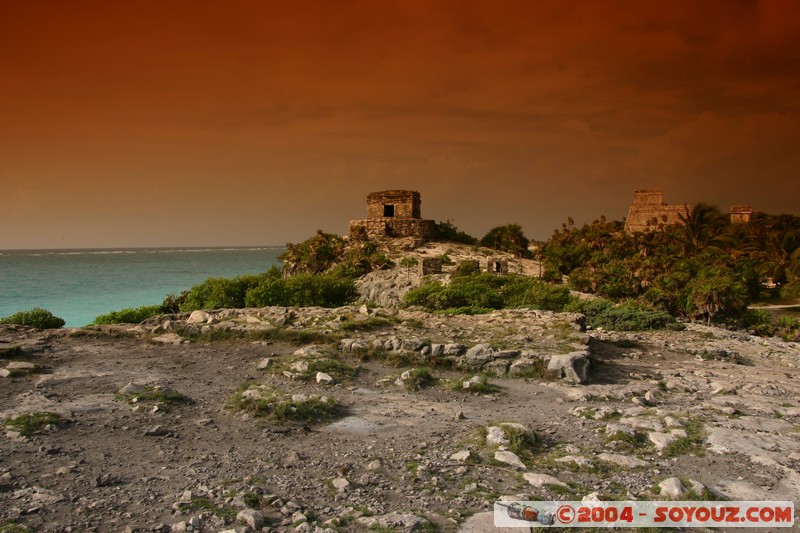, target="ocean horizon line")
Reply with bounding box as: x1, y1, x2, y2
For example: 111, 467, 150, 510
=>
0, 245, 286, 256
